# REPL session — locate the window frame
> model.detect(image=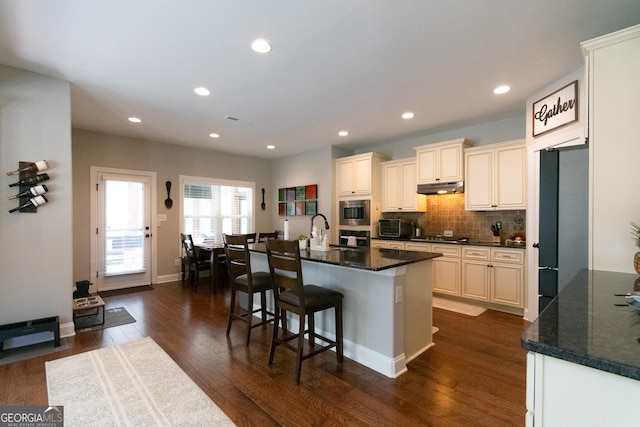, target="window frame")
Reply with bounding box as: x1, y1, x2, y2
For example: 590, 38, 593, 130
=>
179, 175, 255, 246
